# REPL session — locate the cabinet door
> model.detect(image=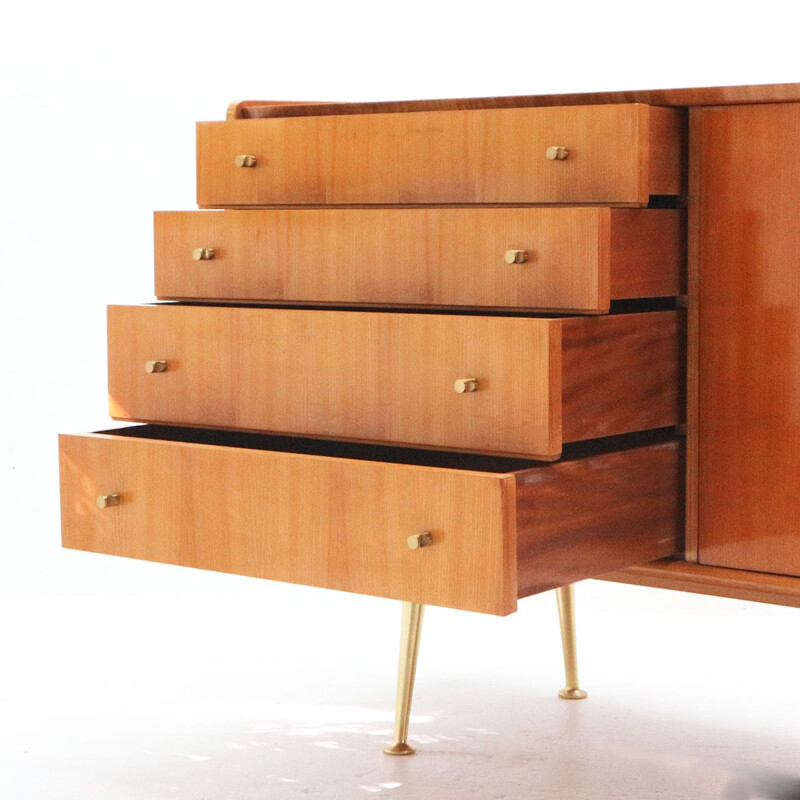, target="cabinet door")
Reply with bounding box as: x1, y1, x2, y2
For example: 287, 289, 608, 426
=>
696, 103, 800, 576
